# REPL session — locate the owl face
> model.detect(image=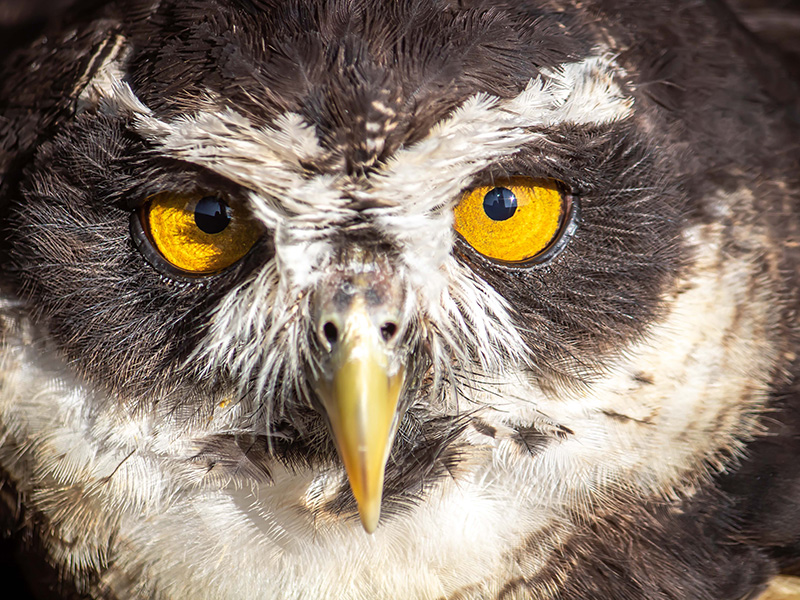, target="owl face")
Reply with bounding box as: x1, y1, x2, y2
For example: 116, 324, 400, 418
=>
0, 1, 795, 598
